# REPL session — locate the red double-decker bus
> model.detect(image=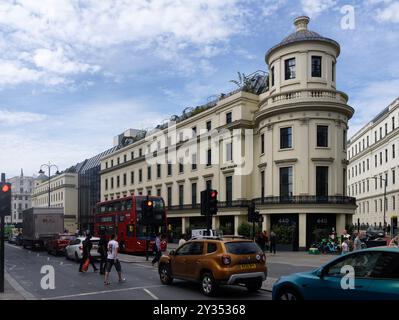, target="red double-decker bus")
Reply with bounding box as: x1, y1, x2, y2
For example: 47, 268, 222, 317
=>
94, 196, 167, 253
